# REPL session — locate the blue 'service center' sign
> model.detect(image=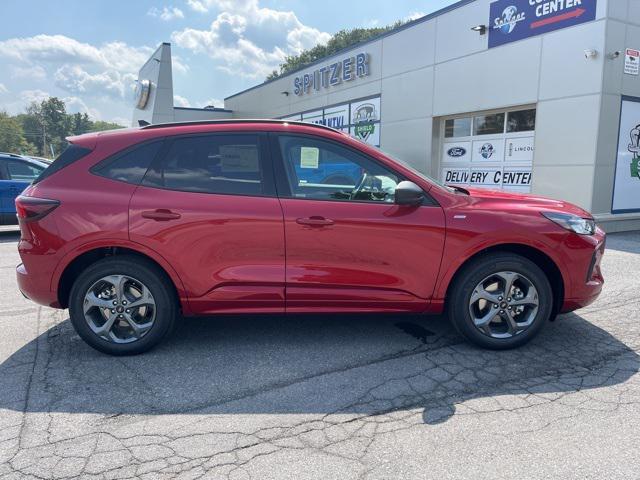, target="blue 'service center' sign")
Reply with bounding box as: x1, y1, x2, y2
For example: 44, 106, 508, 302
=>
488, 0, 597, 49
